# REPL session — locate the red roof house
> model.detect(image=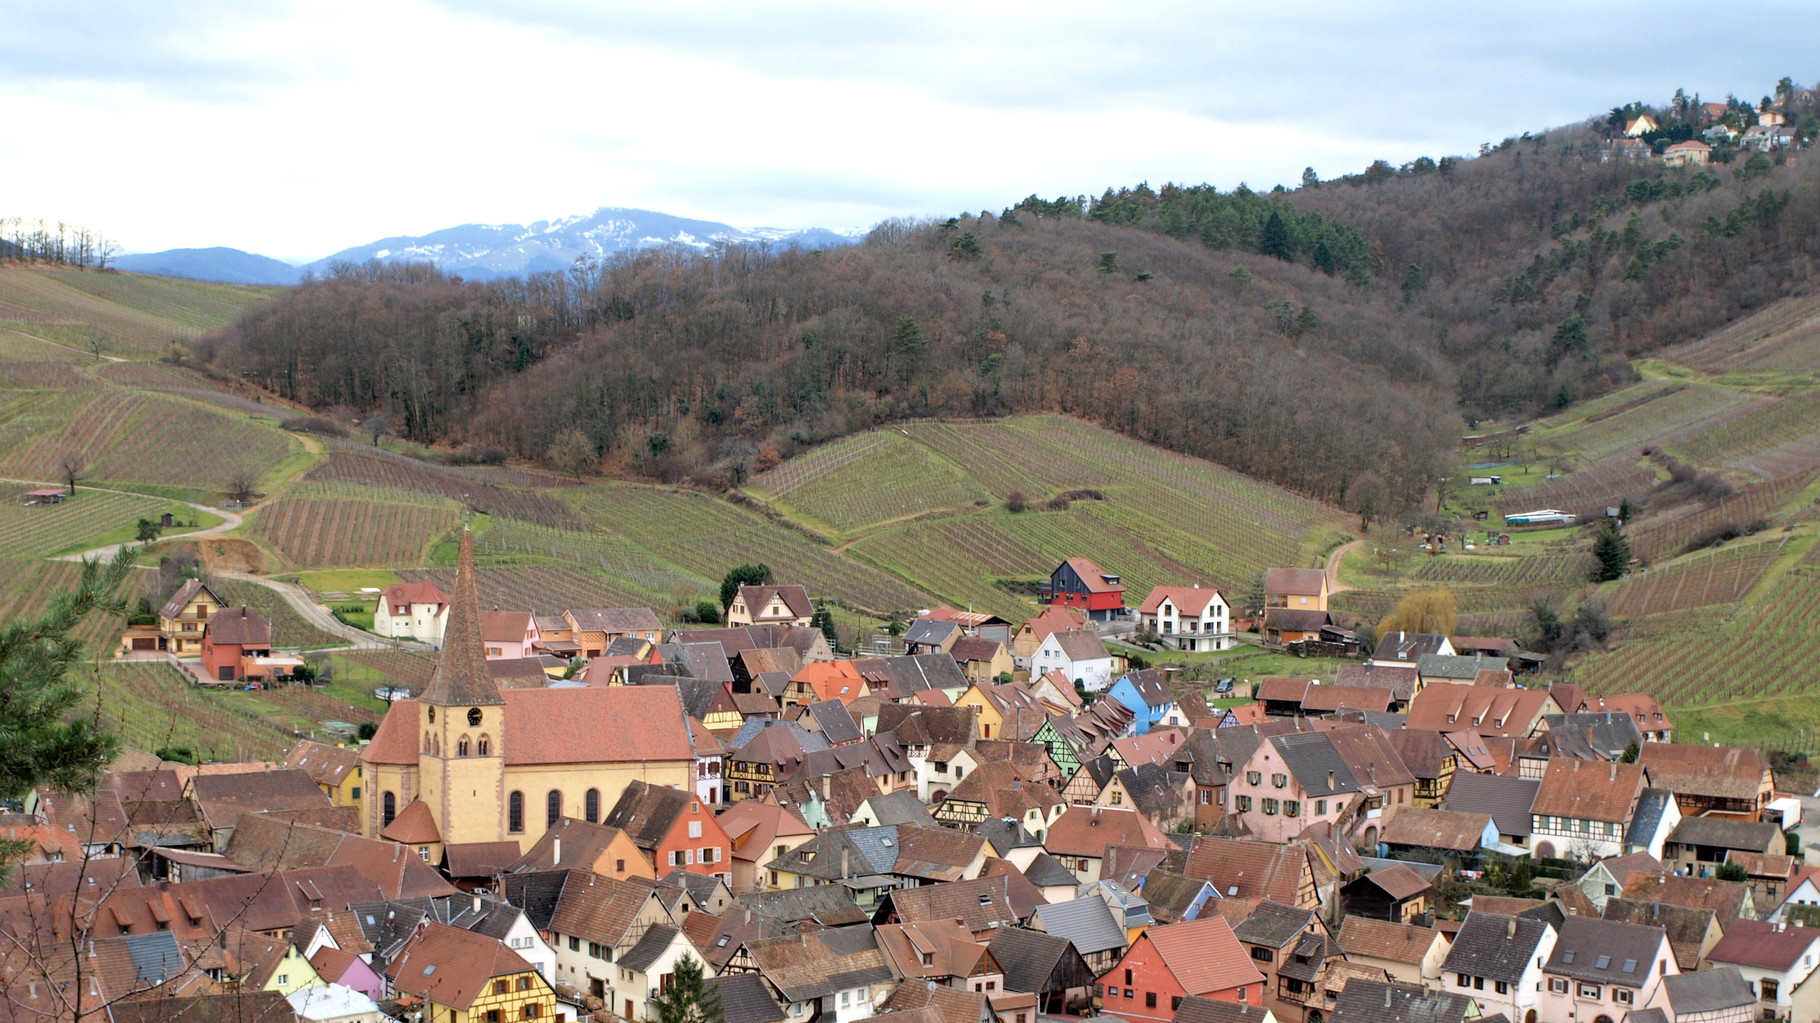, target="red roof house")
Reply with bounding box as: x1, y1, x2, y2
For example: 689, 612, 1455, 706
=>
1095, 916, 1265, 1020
1040, 559, 1126, 621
